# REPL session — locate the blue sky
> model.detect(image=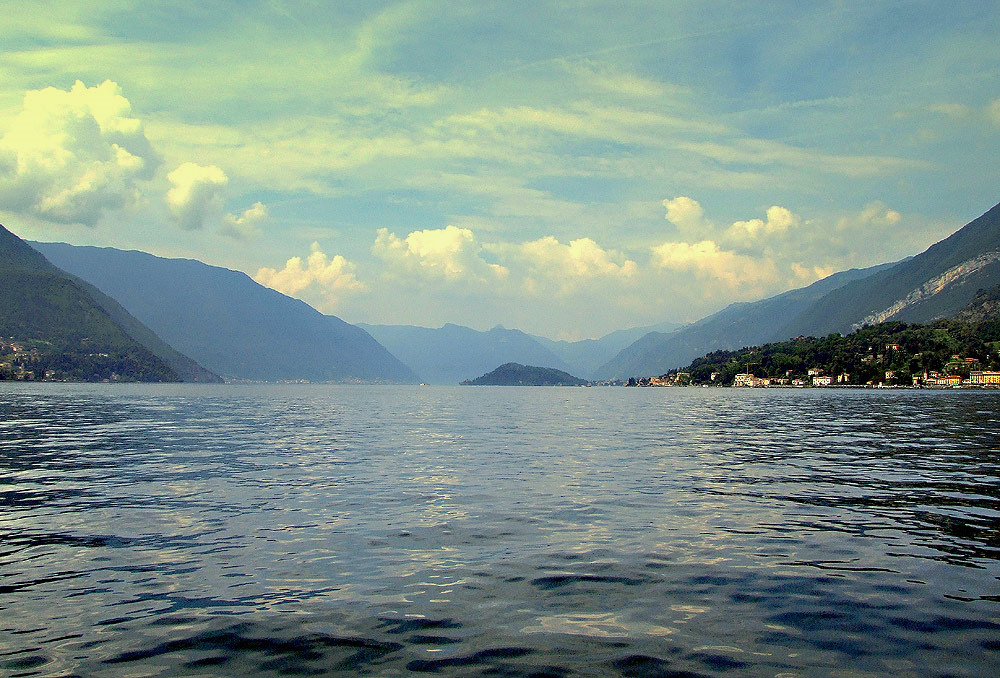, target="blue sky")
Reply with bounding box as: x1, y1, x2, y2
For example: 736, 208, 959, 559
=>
2, 1, 999, 339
